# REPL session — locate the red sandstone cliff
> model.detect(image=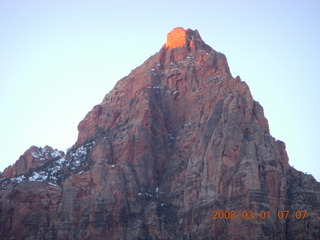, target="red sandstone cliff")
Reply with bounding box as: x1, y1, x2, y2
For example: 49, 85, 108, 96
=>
0, 27, 319, 240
